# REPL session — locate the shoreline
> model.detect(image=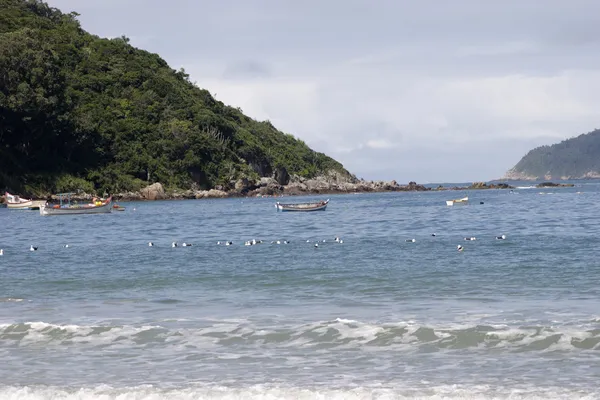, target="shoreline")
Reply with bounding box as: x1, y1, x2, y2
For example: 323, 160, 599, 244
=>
1, 180, 577, 204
